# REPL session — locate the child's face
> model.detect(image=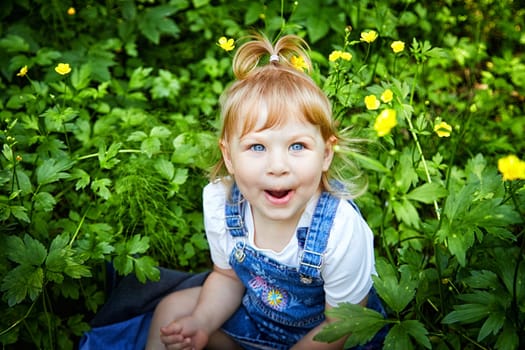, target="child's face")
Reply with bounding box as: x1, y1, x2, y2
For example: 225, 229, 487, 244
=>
221, 115, 335, 227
